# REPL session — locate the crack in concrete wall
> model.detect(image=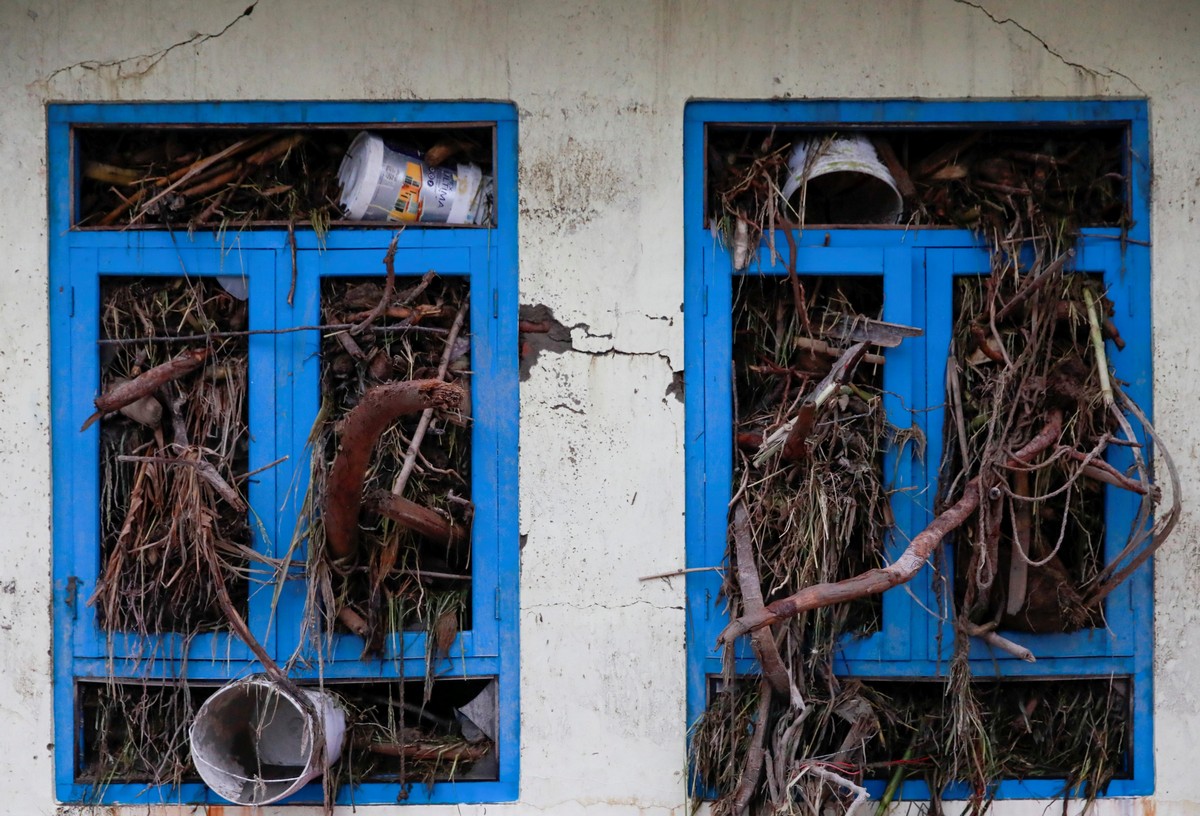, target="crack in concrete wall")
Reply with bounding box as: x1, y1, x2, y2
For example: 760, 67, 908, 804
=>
520, 303, 676, 381
951, 0, 1146, 93
41, 2, 257, 84
526, 600, 684, 612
